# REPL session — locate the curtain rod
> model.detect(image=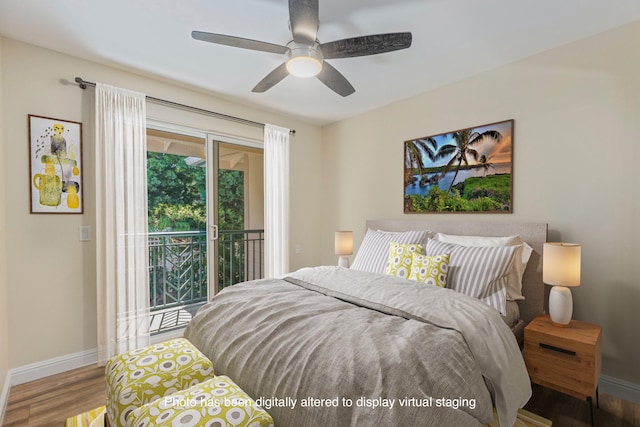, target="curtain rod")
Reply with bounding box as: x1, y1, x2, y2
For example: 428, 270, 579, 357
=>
73, 77, 295, 135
